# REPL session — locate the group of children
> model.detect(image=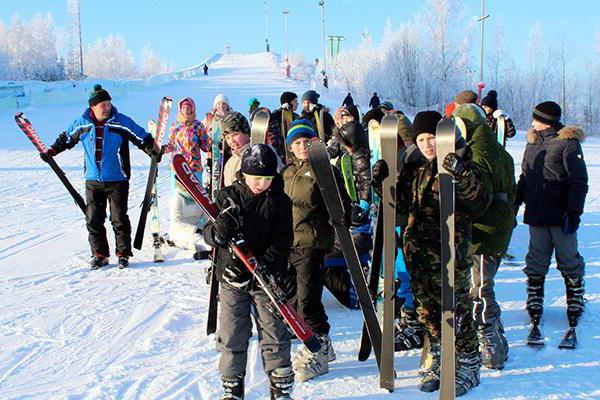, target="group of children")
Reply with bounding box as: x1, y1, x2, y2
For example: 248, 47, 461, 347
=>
39, 85, 588, 399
